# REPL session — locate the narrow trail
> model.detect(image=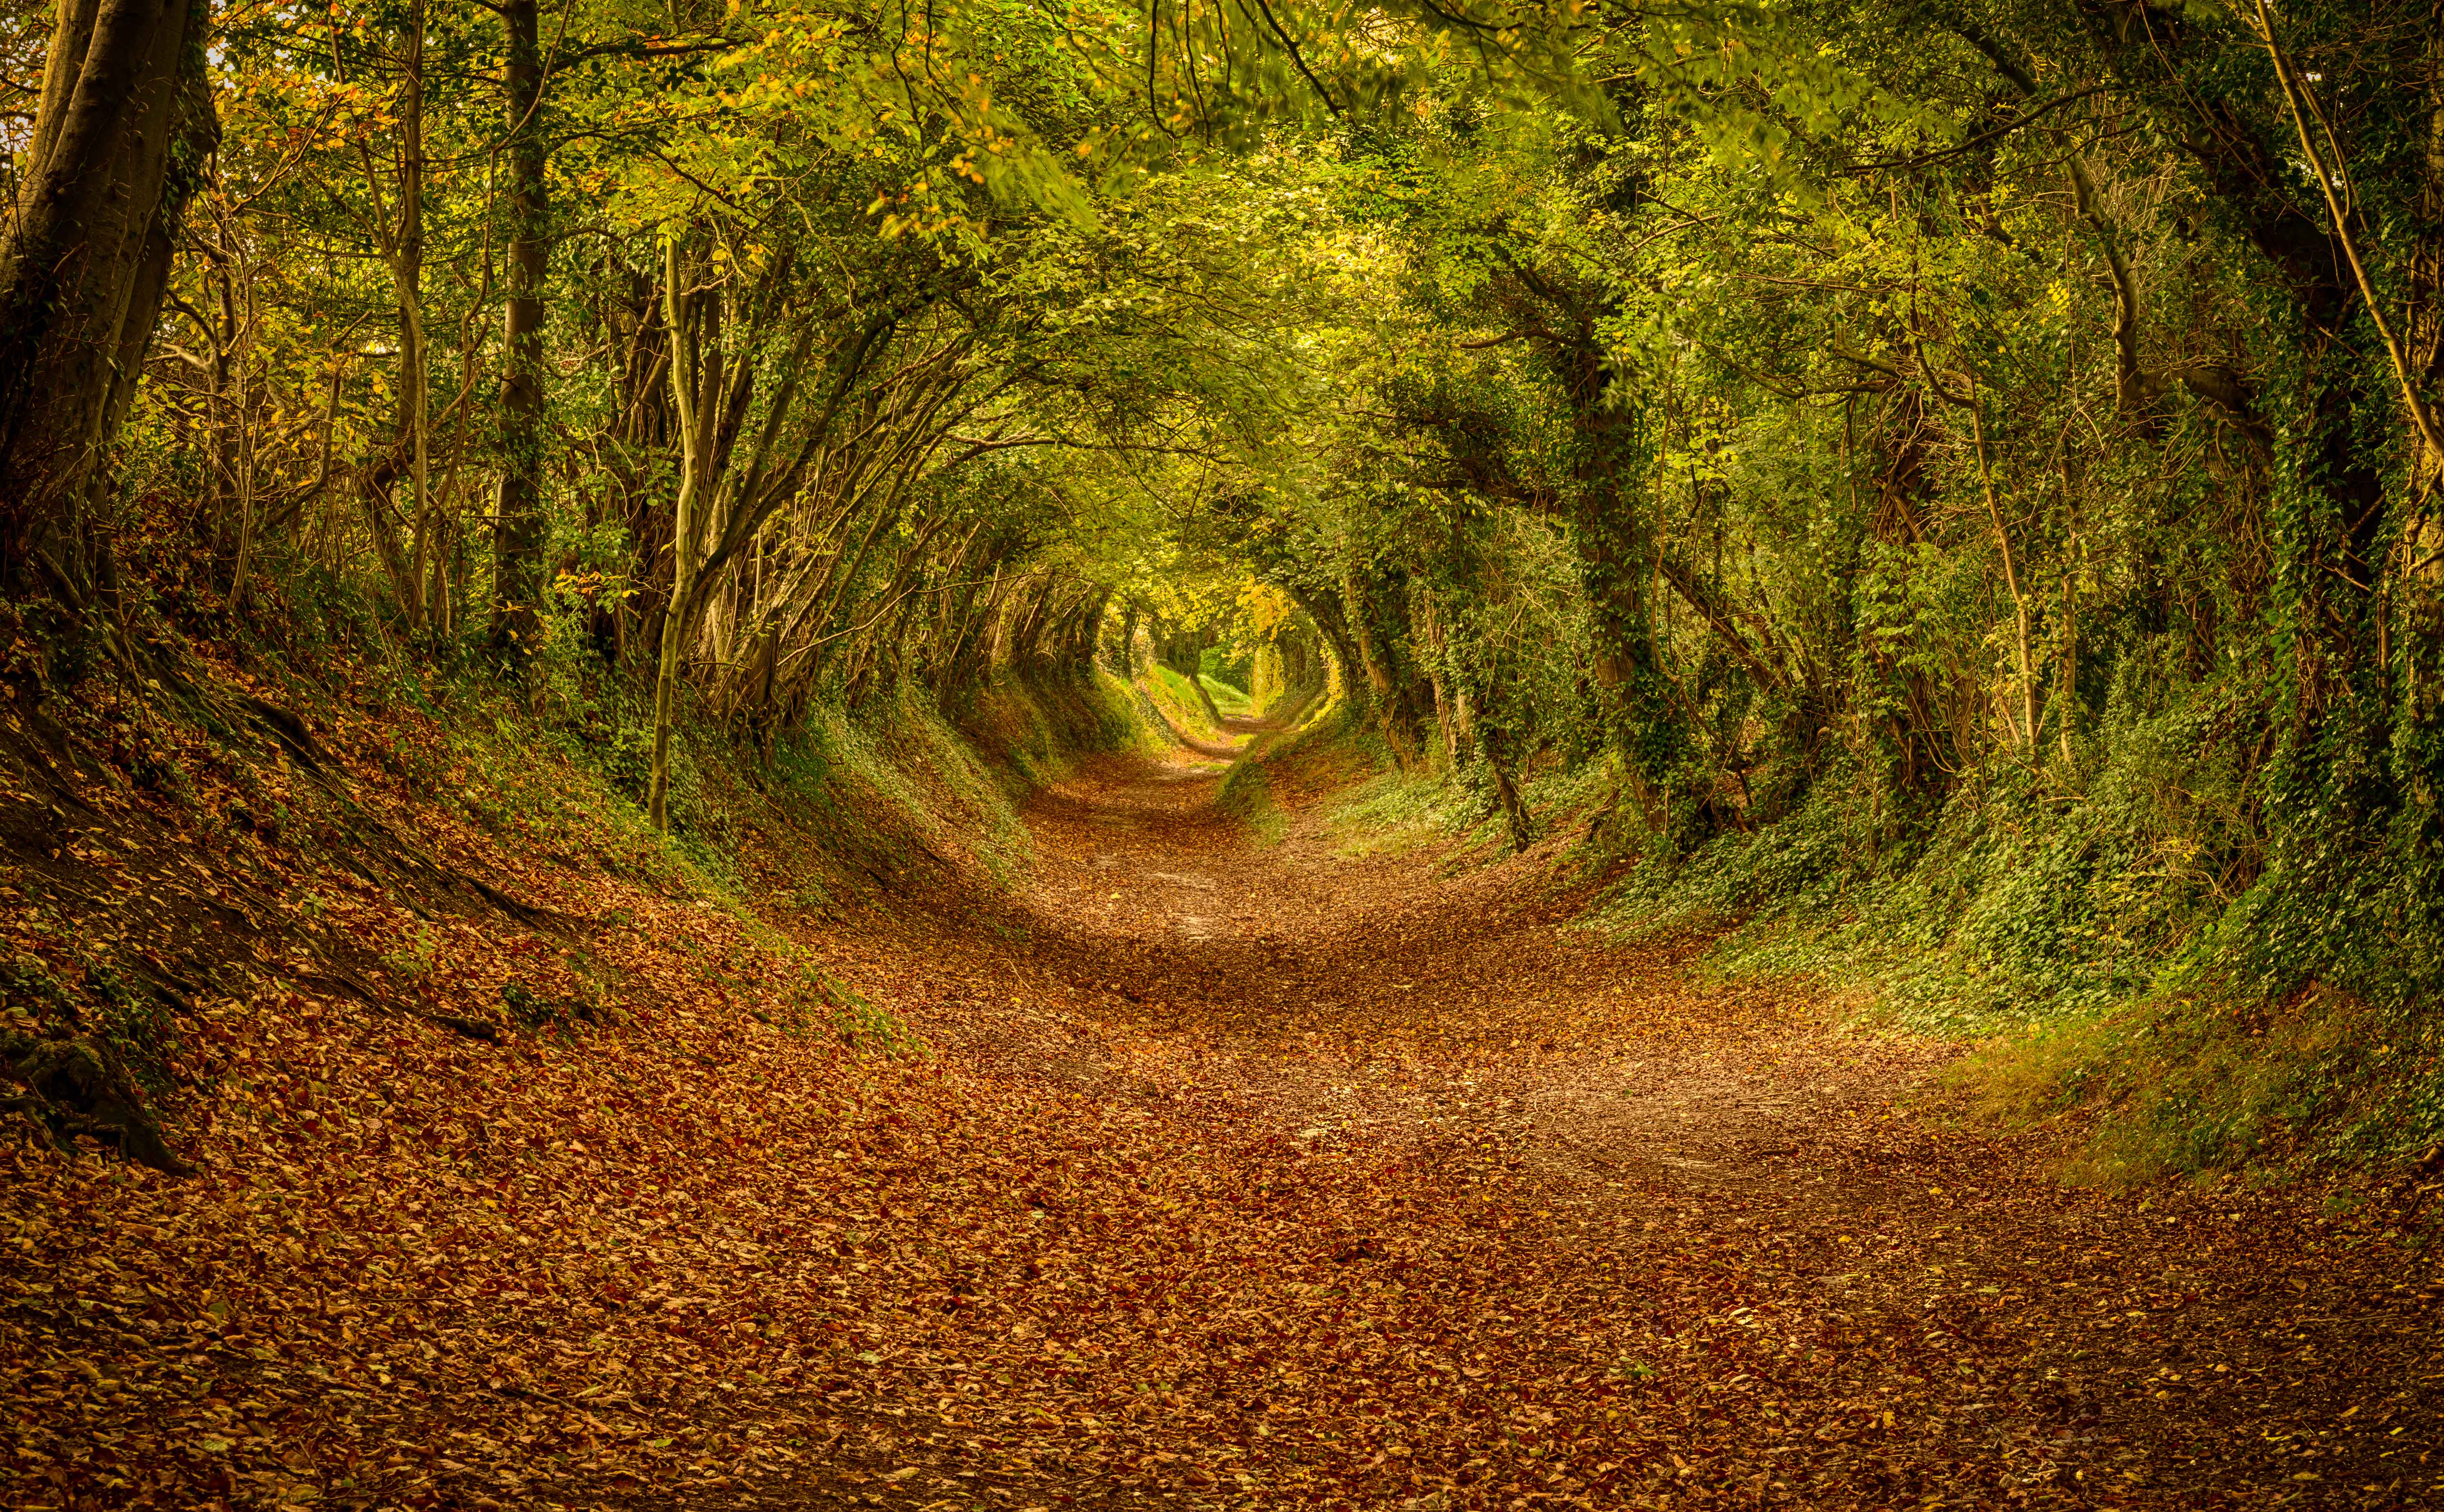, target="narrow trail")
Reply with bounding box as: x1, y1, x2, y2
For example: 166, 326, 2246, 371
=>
757, 742, 2443, 1510
12, 711, 2433, 1512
